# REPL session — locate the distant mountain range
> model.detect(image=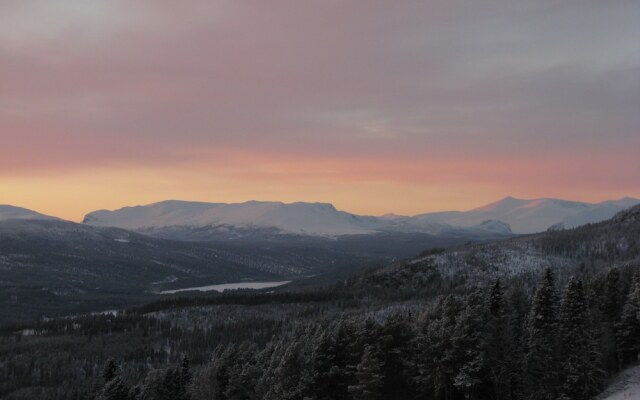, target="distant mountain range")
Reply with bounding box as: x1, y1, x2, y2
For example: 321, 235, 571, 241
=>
3, 196, 638, 237
82, 200, 513, 240
81, 196, 639, 237
412, 196, 640, 233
